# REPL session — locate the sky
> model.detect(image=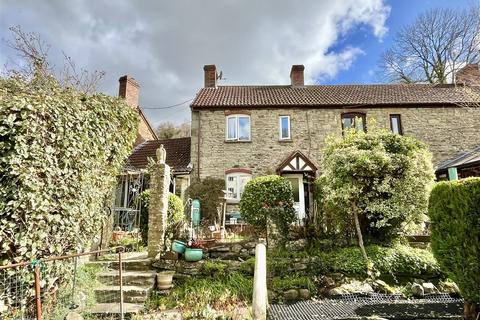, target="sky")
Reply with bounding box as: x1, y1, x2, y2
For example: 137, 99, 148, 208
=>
0, 0, 475, 127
